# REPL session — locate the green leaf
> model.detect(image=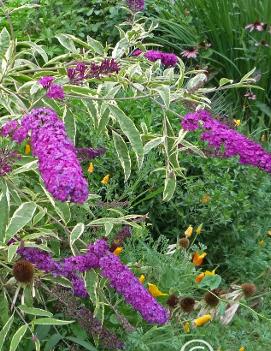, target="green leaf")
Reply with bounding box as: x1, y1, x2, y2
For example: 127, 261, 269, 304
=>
44, 334, 63, 351
41, 186, 70, 224
18, 305, 53, 317
163, 168, 176, 202
8, 244, 19, 262
5, 202, 37, 242
66, 337, 98, 351
86, 36, 104, 55
0, 181, 10, 242
9, 324, 28, 351
112, 131, 131, 181
143, 137, 164, 154
199, 275, 222, 290
11, 160, 38, 175
55, 34, 77, 53
154, 85, 170, 108
70, 223, 85, 246
109, 104, 144, 168
0, 314, 14, 350
0, 27, 10, 59
63, 106, 76, 143
0, 291, 9, 326
219, 78, 234, 87
33, 318, 74, 326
